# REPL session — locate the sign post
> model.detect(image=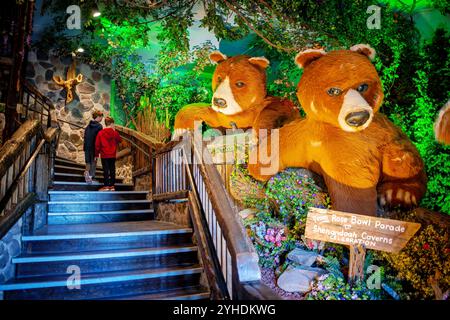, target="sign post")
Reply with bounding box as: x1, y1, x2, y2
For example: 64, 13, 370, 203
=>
305, 207, 421, 284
